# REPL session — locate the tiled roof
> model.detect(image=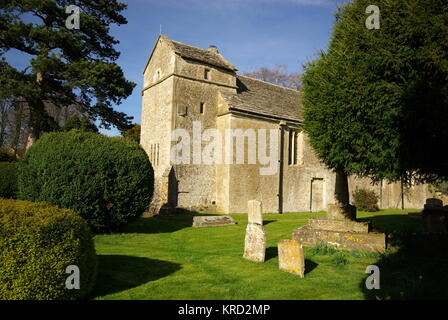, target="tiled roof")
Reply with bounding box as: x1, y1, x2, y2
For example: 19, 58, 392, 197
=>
220, 75, 302, 122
